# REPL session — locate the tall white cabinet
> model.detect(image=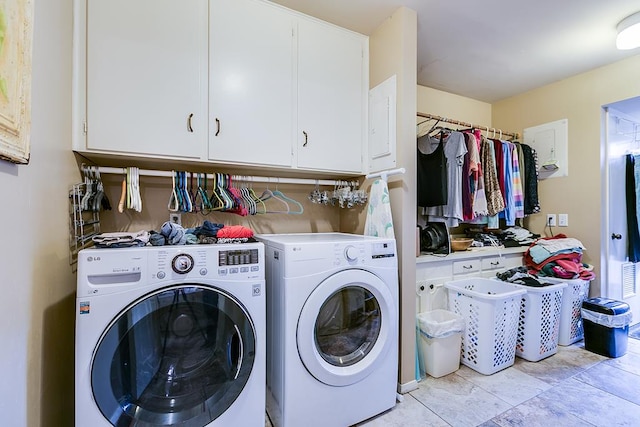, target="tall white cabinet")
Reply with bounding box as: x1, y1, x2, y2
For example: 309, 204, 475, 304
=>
83, 0, 208, 159
73, 0, 369, 175
296, 17, 367, 173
